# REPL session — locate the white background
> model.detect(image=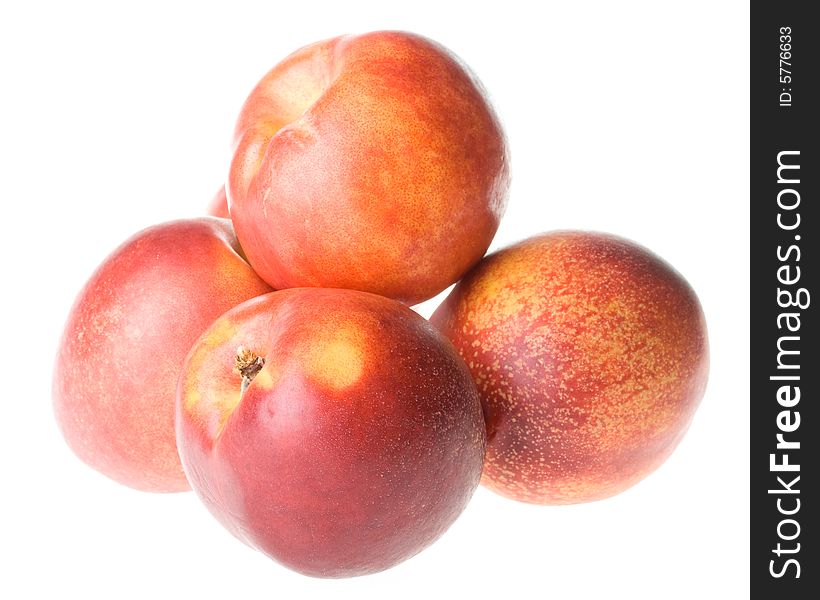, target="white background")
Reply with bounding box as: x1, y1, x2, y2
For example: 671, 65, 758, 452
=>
1, 1, 749, 598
